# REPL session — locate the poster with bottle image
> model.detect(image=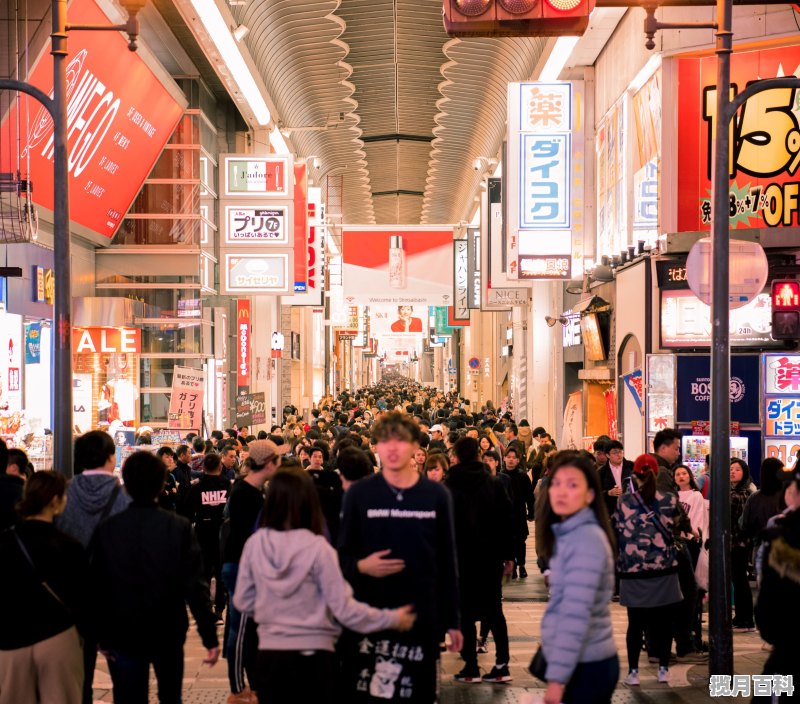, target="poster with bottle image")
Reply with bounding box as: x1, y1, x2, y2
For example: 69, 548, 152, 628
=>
342, 227, 454, 306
